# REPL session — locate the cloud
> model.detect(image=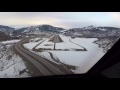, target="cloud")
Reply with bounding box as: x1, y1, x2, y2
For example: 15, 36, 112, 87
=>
0, 12, 120, 28
109, 12, 120, 20
106, 12, 120, 27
